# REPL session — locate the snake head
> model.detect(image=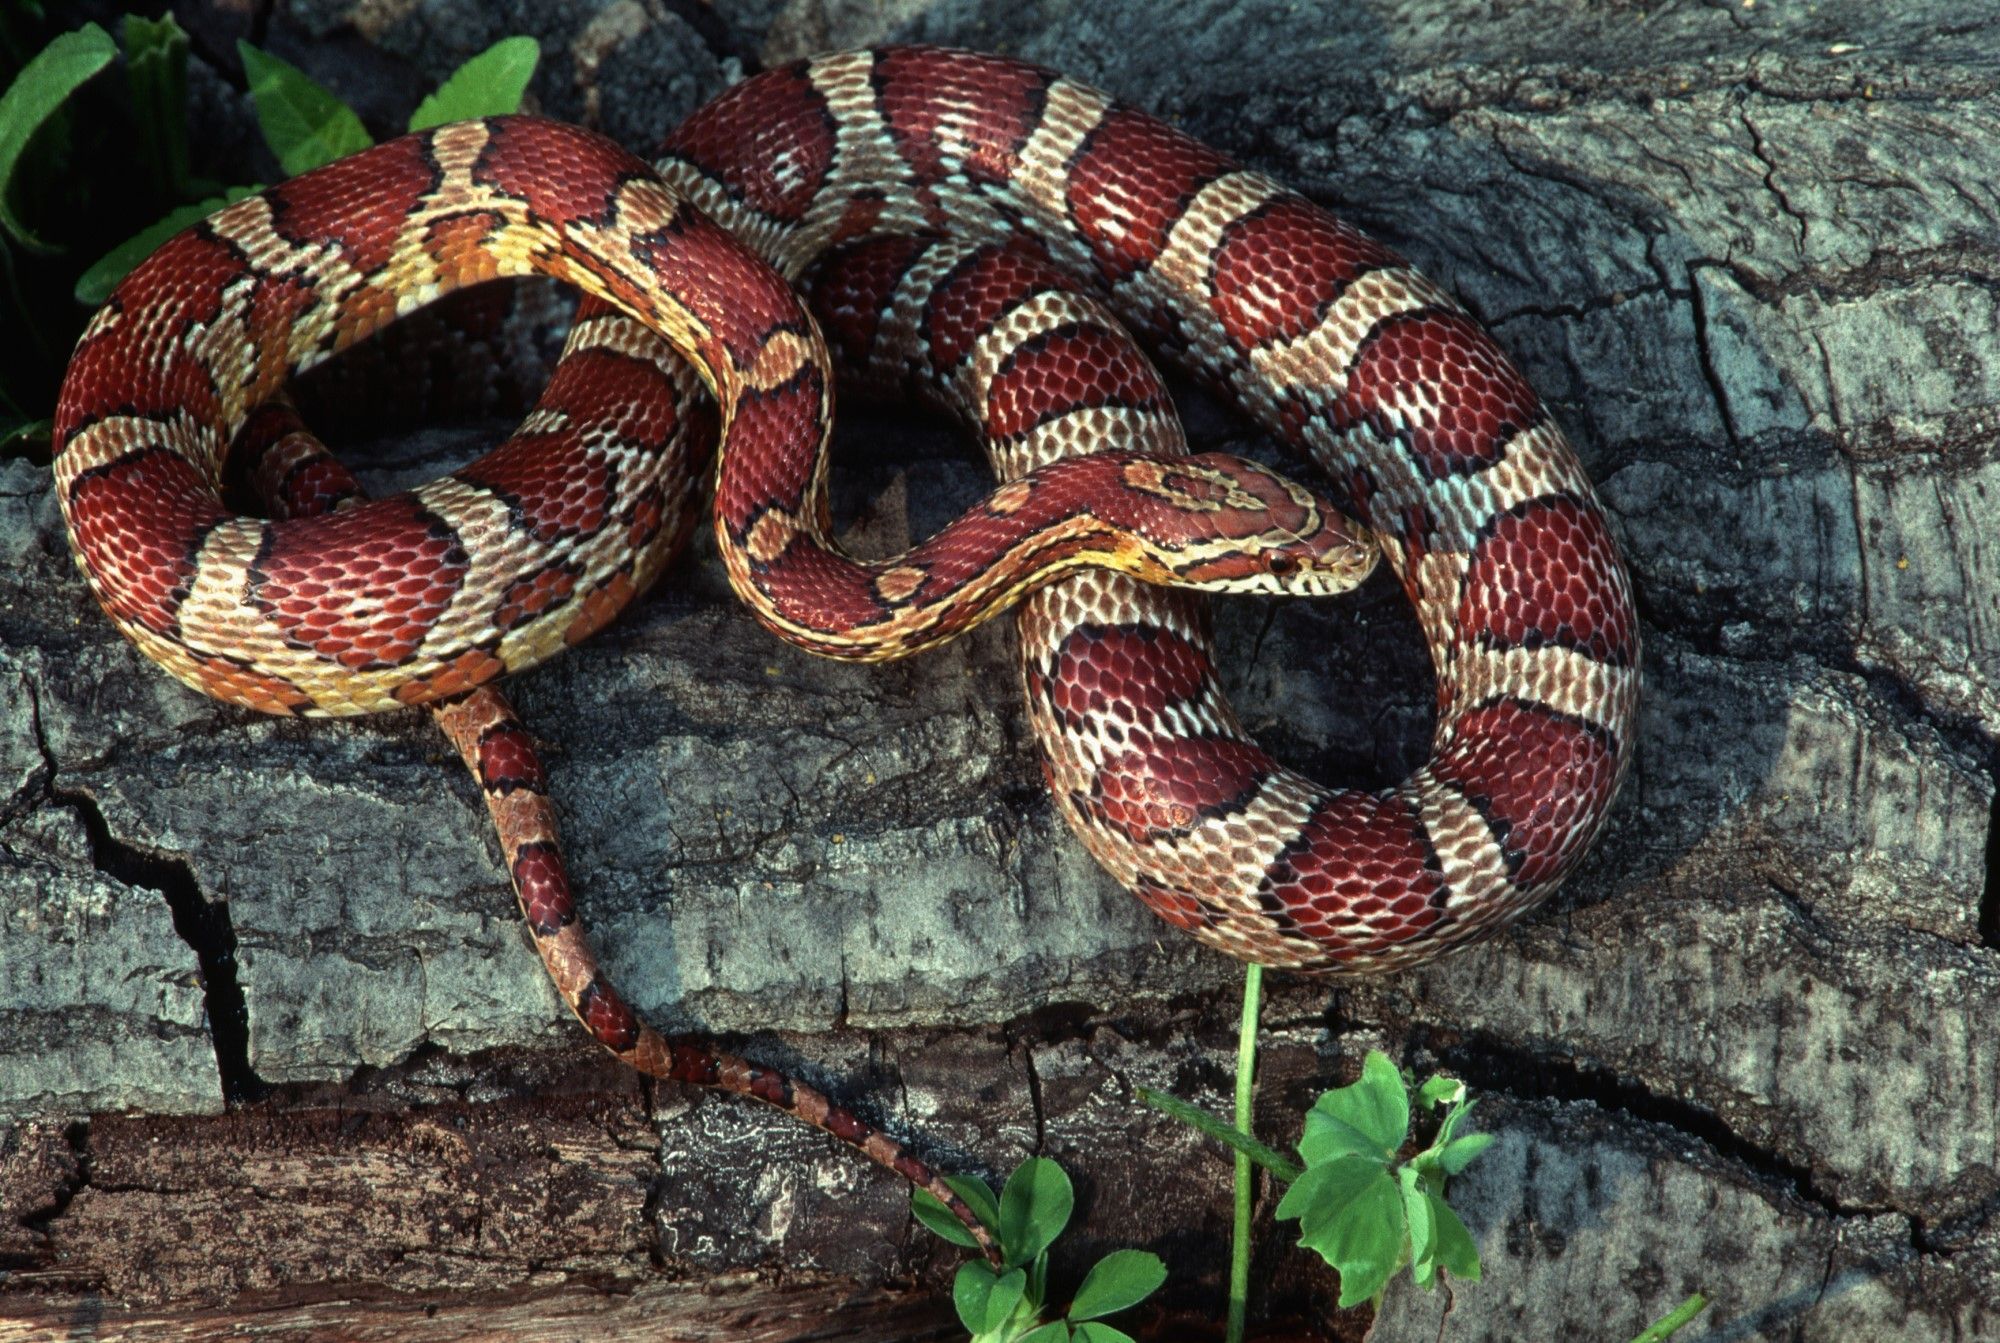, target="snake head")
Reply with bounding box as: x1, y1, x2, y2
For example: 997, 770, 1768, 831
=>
1124, 453, 1378, 596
